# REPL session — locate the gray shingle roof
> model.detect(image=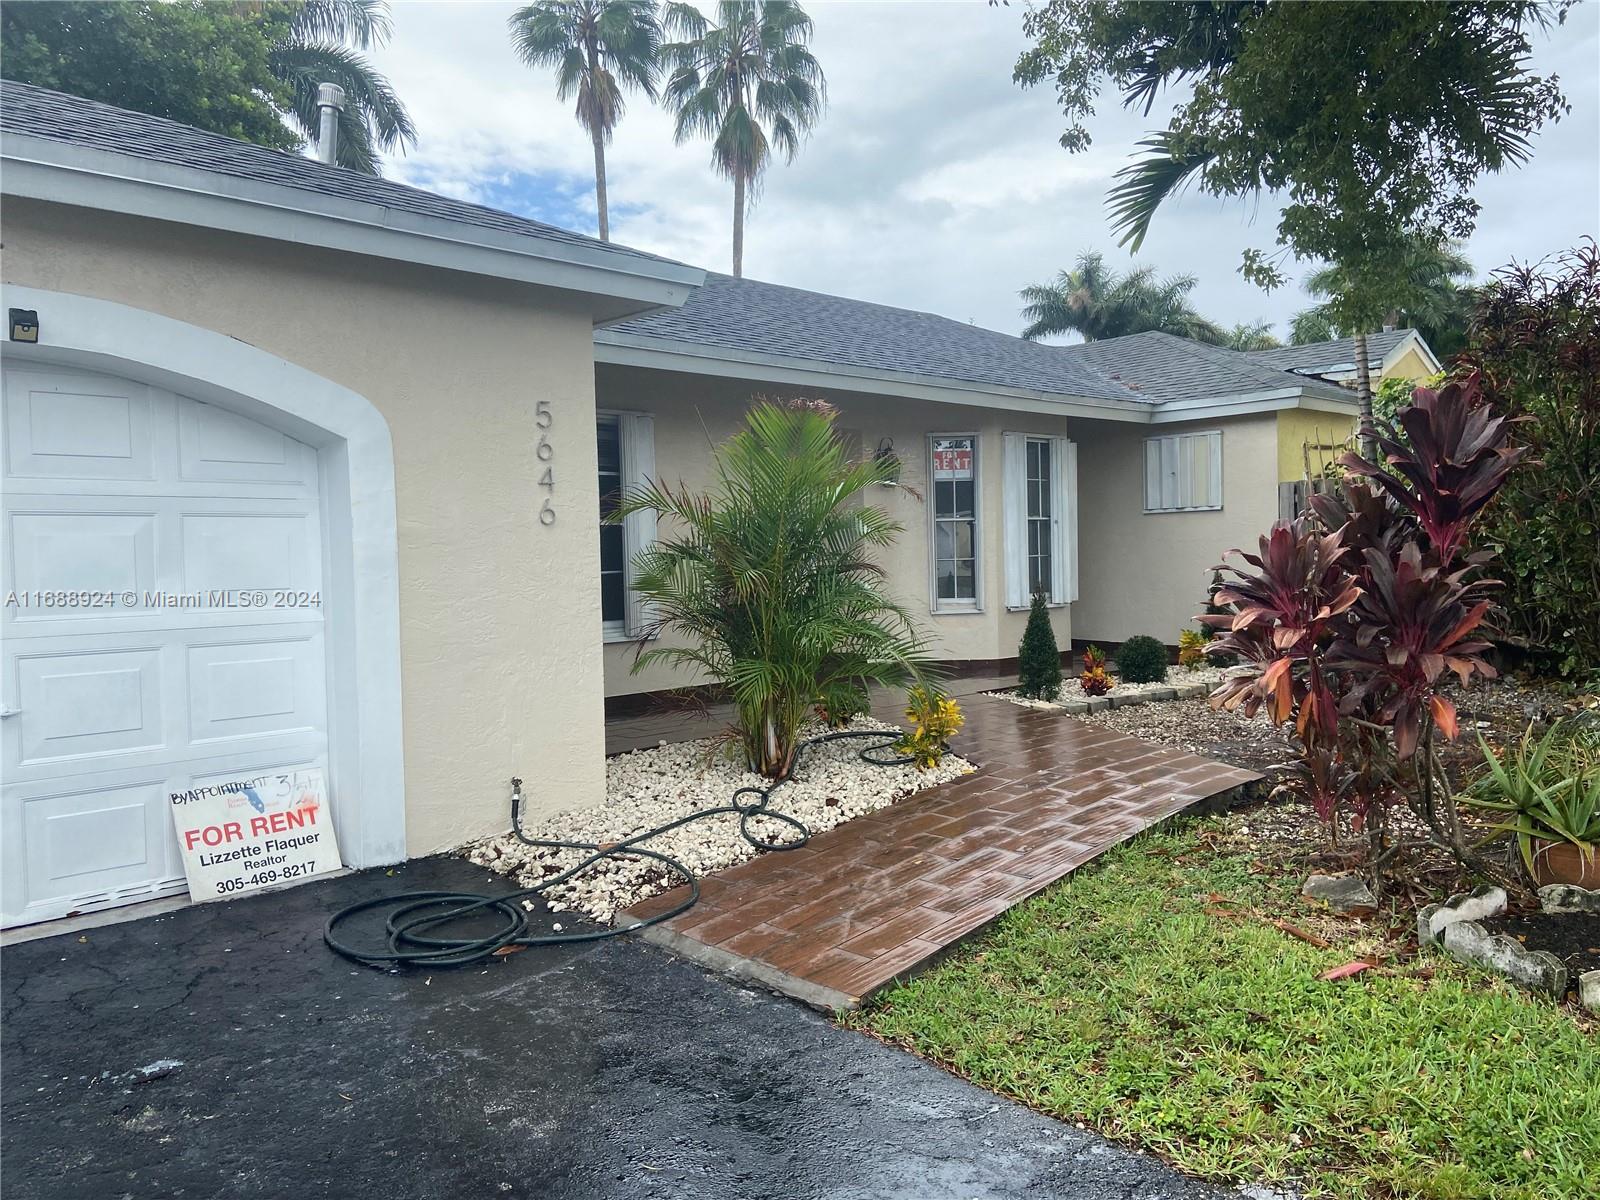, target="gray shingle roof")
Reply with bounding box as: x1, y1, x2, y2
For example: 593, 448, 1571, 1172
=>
1246, 329, 1419, 377
1065, 330, 1354, 404
605, 273, 1143, 403
605, 274, 1353, 407
1, 81, 684, 269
